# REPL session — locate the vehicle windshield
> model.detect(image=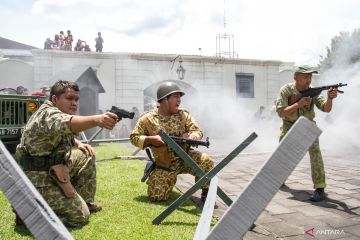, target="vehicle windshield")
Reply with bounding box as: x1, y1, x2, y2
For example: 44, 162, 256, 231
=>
0, 88, 17, 95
